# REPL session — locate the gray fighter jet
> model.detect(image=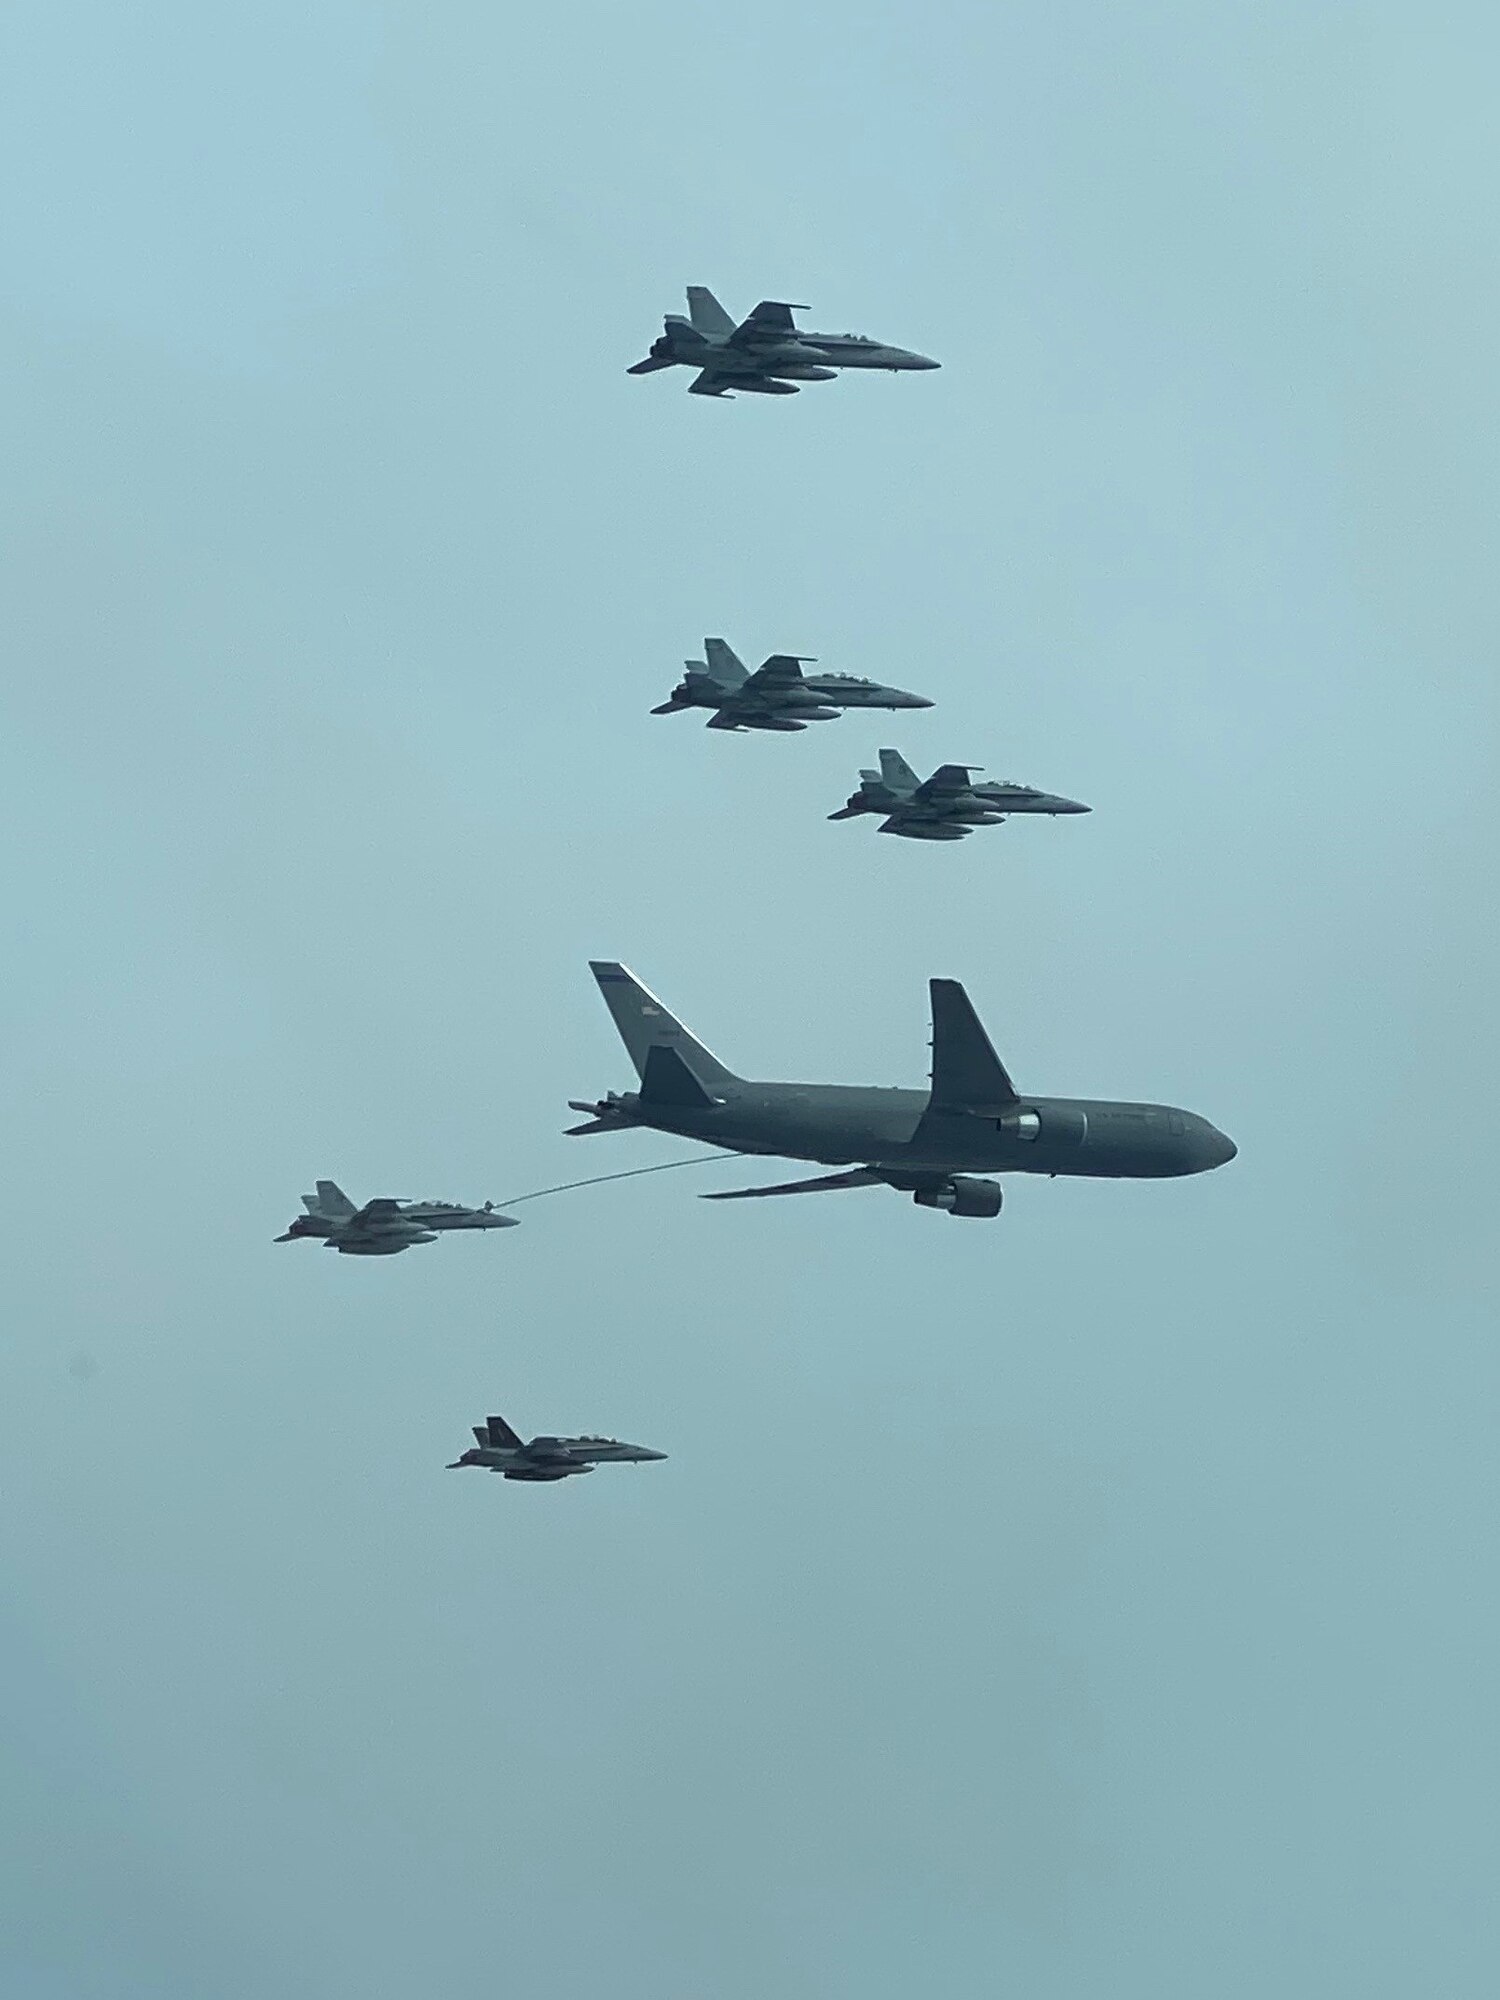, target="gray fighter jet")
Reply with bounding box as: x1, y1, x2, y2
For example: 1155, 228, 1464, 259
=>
652, 638, 933, 733
567, 963, 1236, 1219
627, 287, 940, 397
830, 749, 1091, 840
274, 1180, 518, 1255
447, 1412, 666, 1483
